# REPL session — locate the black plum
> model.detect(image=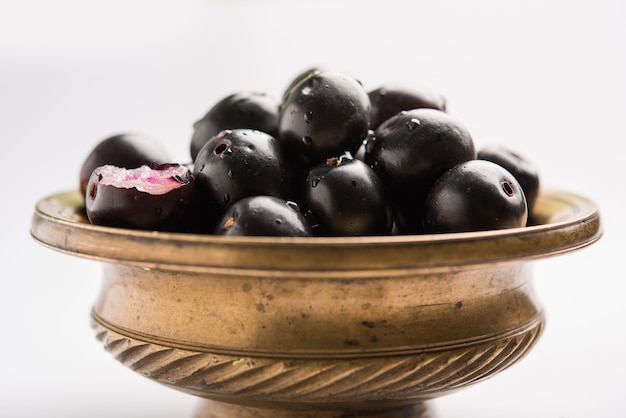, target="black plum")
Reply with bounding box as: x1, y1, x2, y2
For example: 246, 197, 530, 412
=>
369, 85, 447, 129
477, 145, 540, 213
423, 159, 528, 233
279, 70, 371, 166
214, 196, 312, 237
85, 163, 197, 232
365, 108, 476, 233
79, 133, 170, 200
193, 129, 296, 231
190, 91, 280, 160
300, 155, 392, 236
